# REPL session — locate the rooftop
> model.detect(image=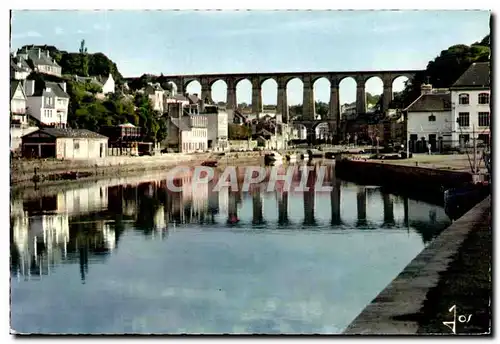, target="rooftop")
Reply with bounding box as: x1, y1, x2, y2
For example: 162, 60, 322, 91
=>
404, 92, 452, 112
27, 80, 69, 98
170, 117, 191, 131
451, 62, 490, 89
25, 128, 108, 139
